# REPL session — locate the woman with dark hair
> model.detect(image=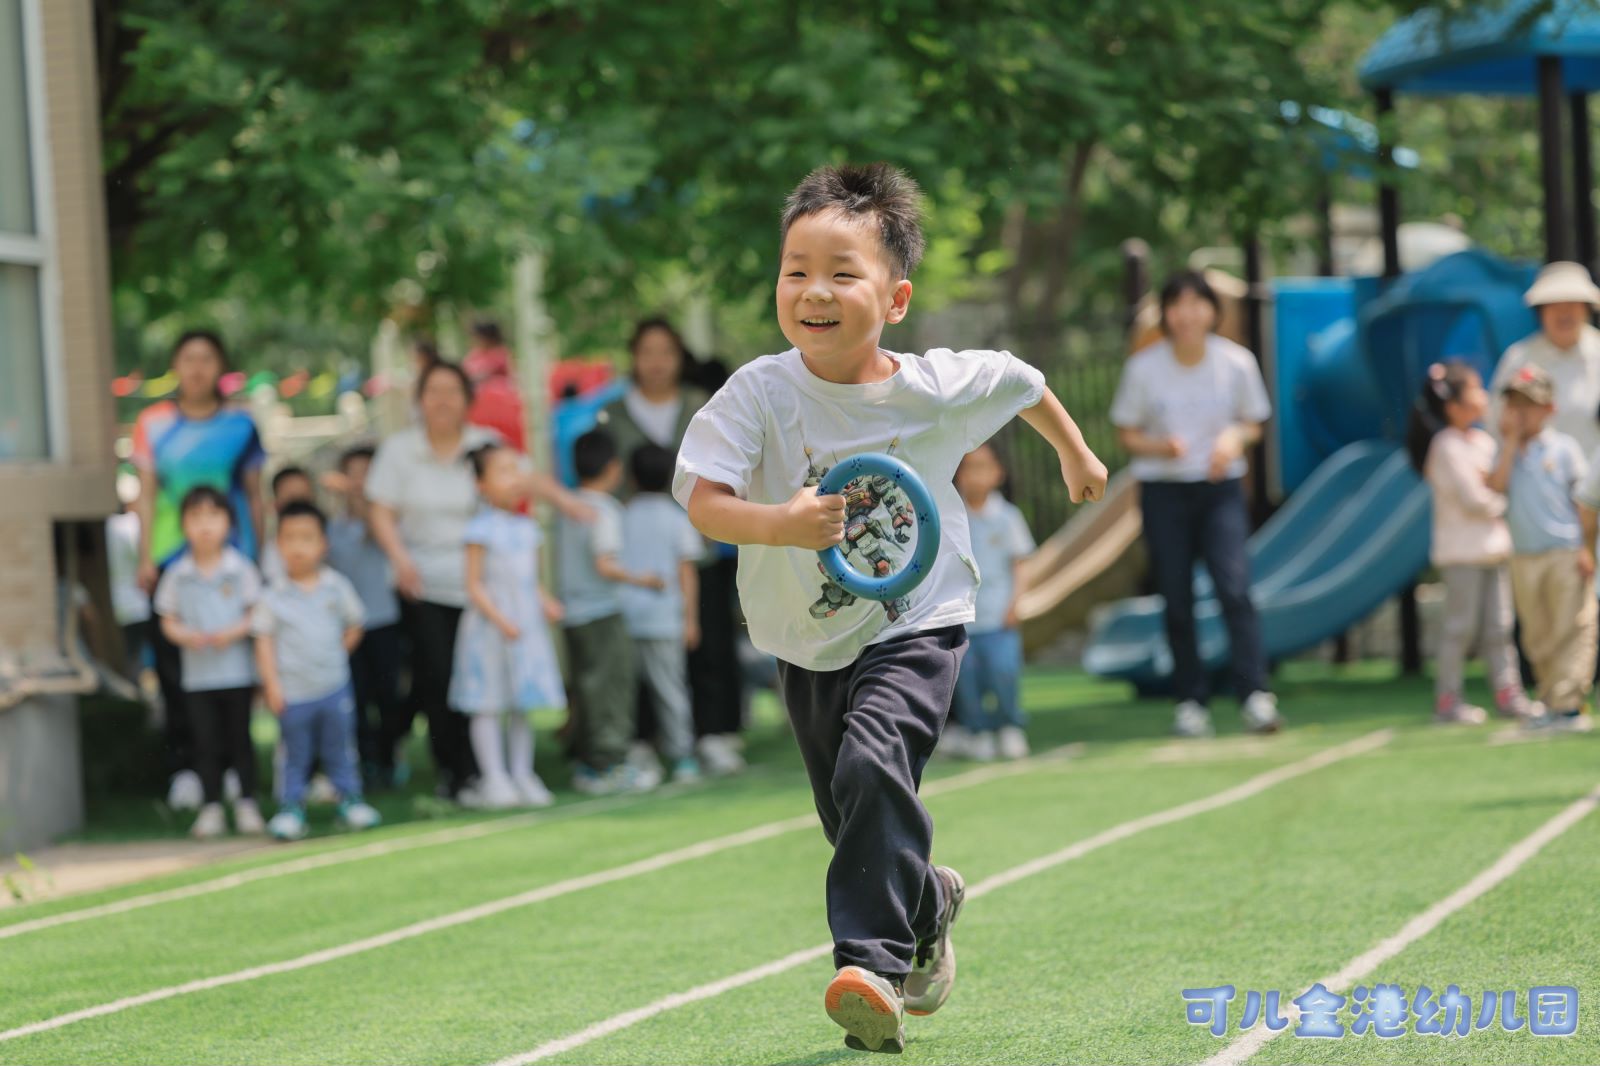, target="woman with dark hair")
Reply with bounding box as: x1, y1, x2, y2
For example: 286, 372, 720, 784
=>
598, 319, 746, 773
131, 329, 268, 810
1110, 270, 1283, 738
366, 360, 587, 800
599, 319, 709, 480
